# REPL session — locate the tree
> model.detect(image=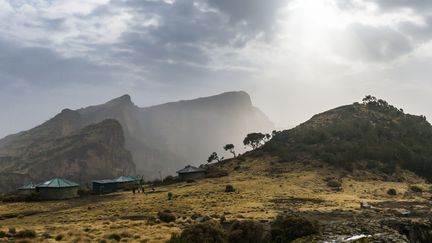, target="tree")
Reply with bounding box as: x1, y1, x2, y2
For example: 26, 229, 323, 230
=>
265, 133, 271, 140
207, 152, 223, 164
243, 133, 266, 150
362, 95, 377, 104
223, 144, 236, 158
